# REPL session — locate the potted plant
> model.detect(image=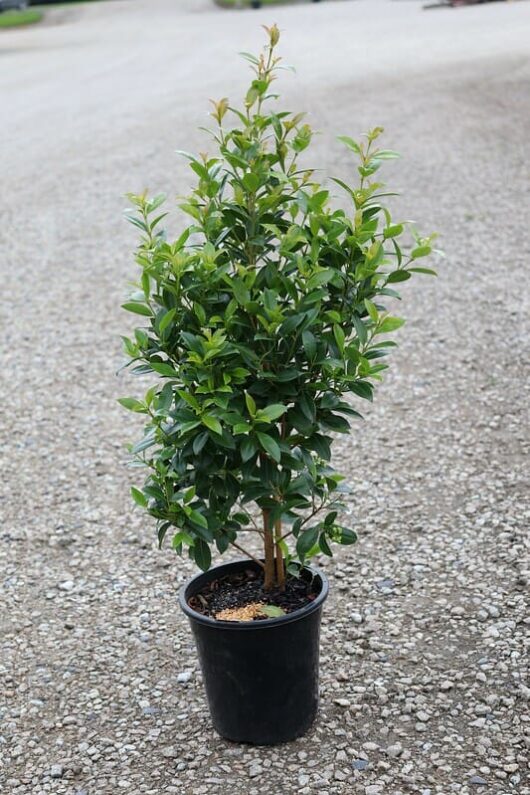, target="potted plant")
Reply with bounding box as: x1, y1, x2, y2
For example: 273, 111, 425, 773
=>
119, 25, 437, 745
